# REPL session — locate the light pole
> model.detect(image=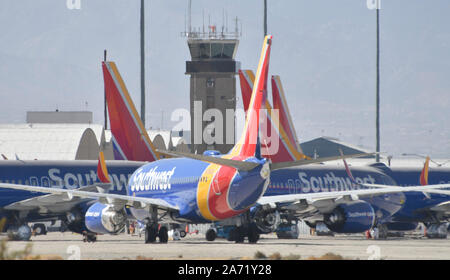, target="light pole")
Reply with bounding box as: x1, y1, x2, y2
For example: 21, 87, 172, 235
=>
140, 0, 146, 127
375, 7, 380, 162
264, 0, 267, 37
104, 49, 107, 130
